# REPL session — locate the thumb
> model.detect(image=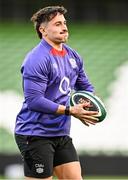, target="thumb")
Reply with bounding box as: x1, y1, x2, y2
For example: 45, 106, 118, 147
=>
81, 102, 90, 108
